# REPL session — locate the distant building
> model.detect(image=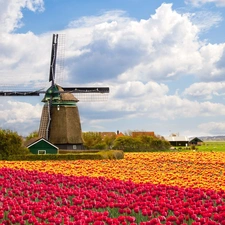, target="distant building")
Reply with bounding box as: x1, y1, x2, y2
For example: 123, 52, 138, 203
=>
116, 130, 124, 137
189, 137, 203, 145
164, 136, 189, 147
99, 131, 125, 138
